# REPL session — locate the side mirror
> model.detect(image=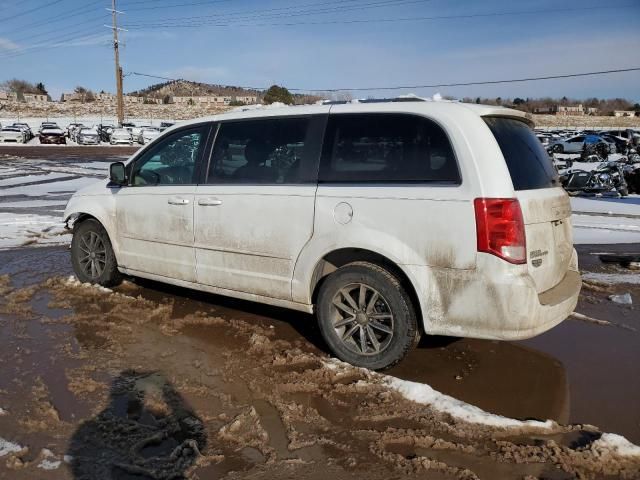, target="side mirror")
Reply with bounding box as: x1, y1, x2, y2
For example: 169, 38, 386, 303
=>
109, 162, 127, 186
